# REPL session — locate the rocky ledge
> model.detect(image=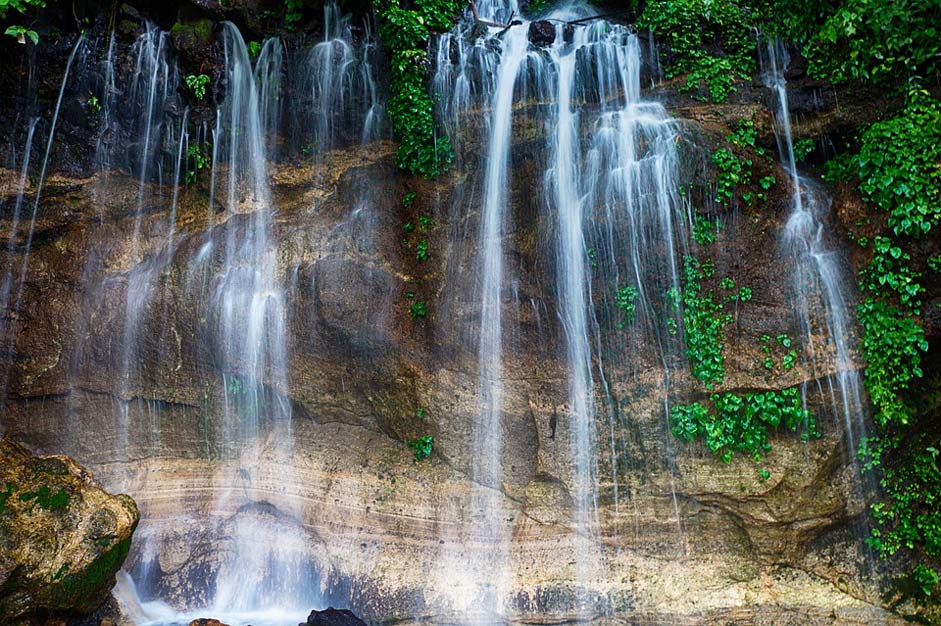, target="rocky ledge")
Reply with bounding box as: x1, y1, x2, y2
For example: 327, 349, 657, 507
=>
0, 437, 139, 624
